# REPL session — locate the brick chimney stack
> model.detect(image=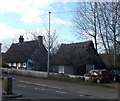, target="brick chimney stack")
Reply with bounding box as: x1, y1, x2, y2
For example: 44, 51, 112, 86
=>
38, 36, 43, 45
19, 35, 24, 43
